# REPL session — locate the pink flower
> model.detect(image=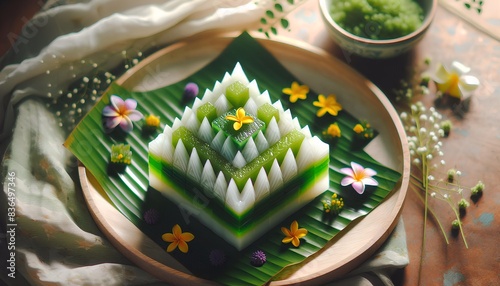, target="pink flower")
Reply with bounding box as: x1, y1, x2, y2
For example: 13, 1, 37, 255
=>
340, 162, 378, 194
102, 95, 143, 132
